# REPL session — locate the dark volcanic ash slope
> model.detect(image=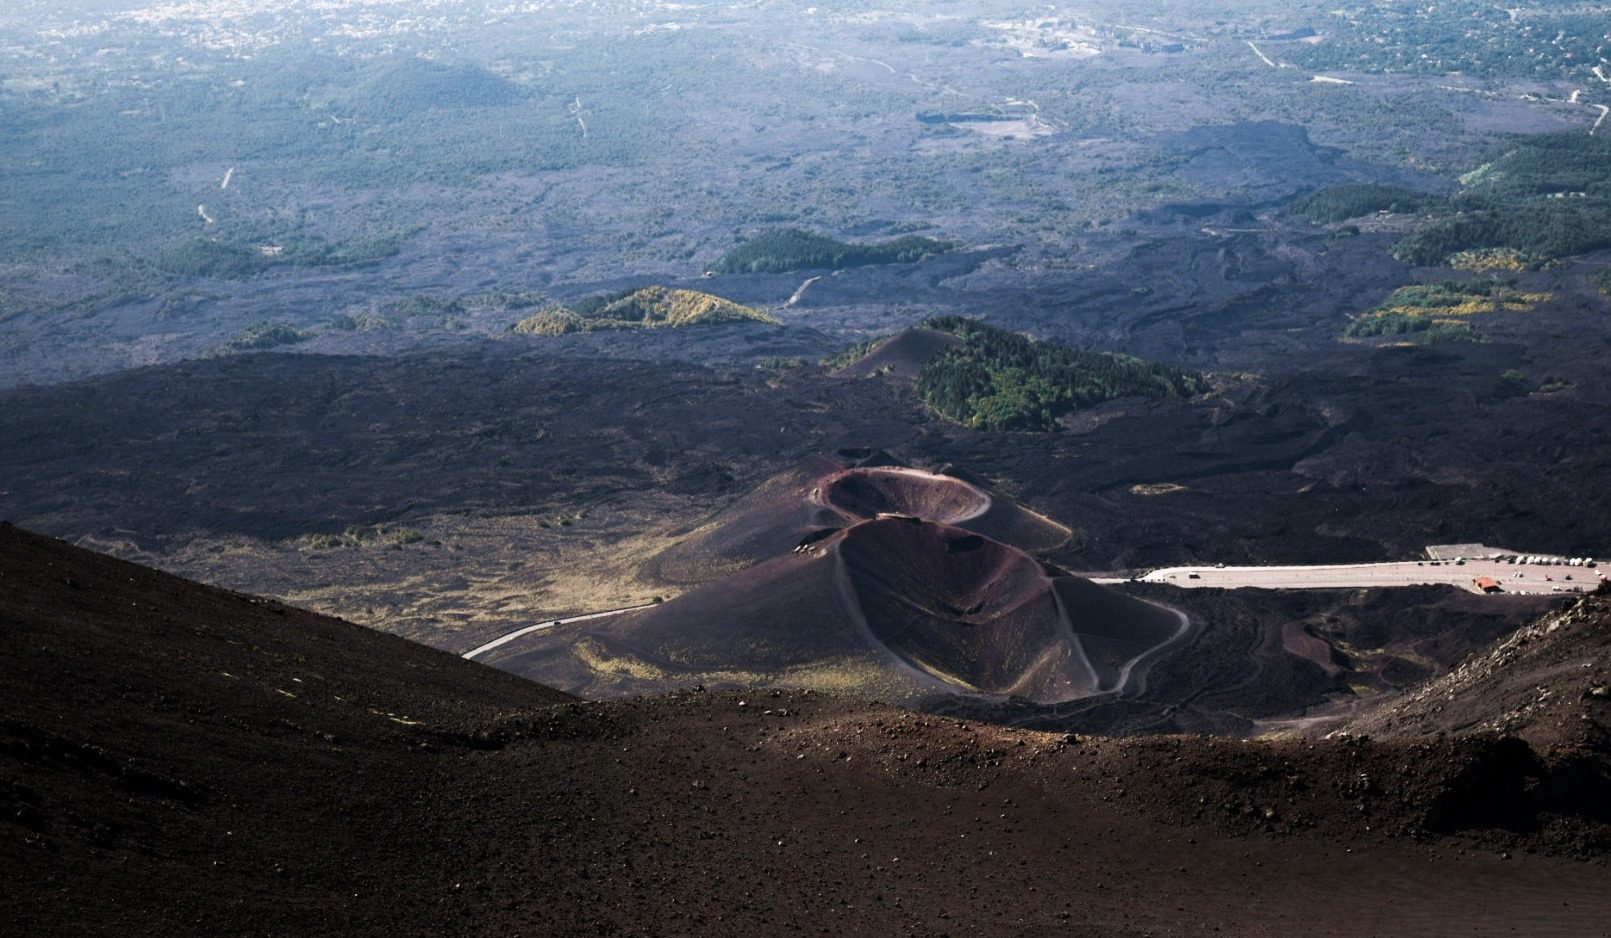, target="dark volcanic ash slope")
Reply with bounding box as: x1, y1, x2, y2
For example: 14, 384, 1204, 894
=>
4, 525, 1610, 937
934, 584, 1562, 738
1345, 589, 1611, 752
842, 520, 1079, 700
488, 526, 928, 701
486, 517, 1182, 704
1331, 589, 1611, 851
